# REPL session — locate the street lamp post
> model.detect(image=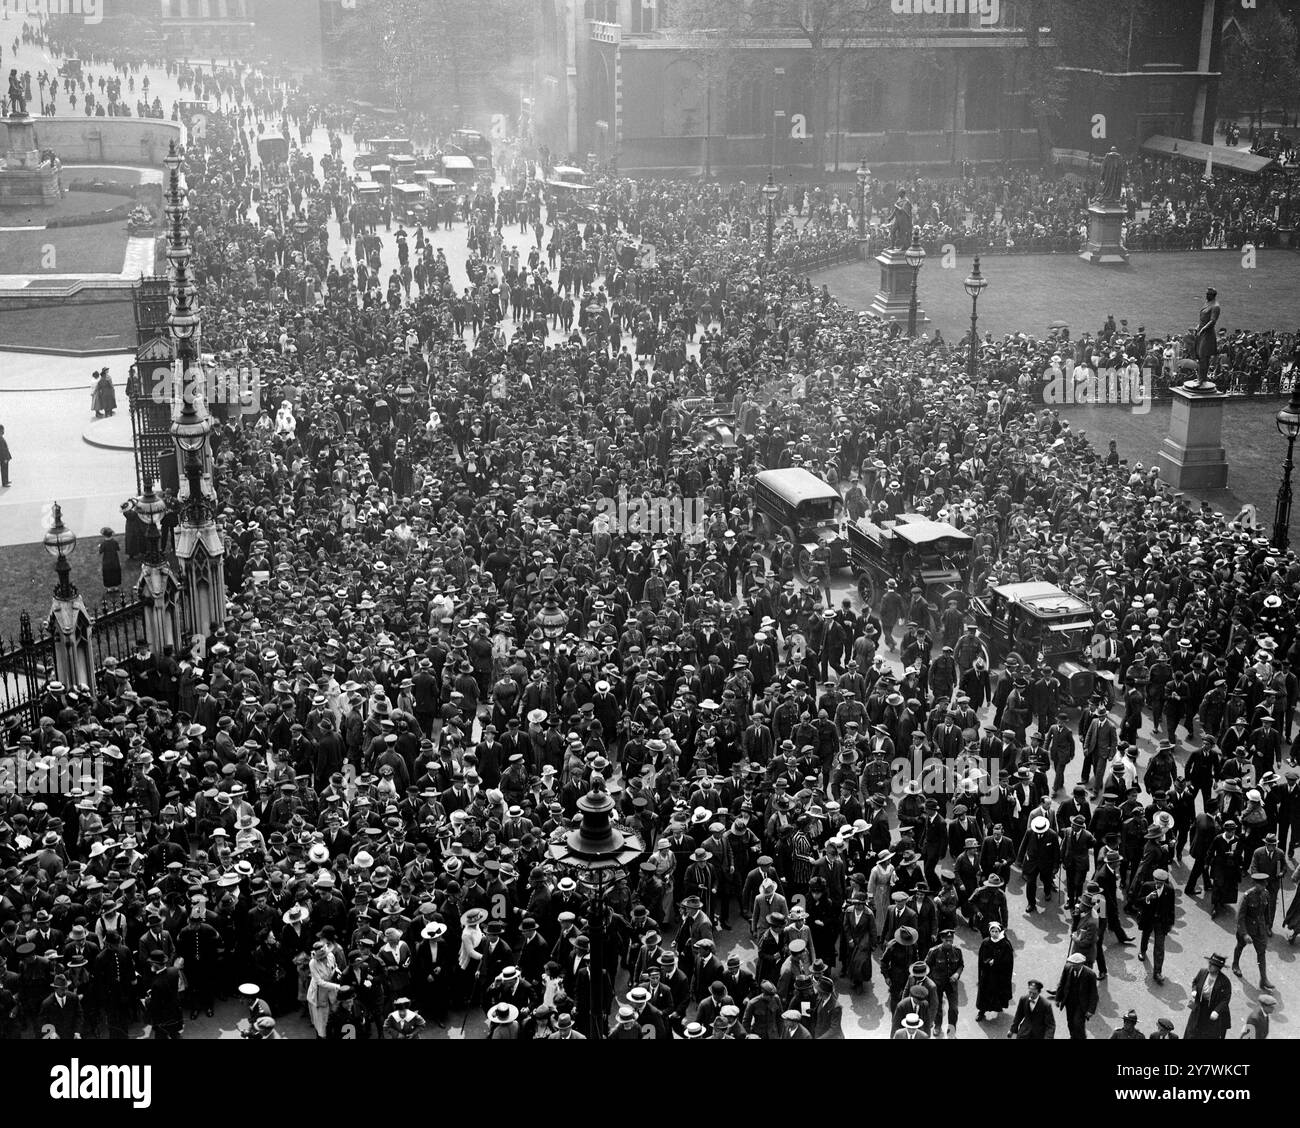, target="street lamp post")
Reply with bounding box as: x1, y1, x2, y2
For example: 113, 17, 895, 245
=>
43, 503, 78, 600
394, 379, 415, 433
547, 776, 642, 1039
963, 256, 988, 382
135, 480, 182, 653
904, 230, 926, 338
172, 395, 213, 520
763, 174, 778, 260
136, 481, 168, 567
1272, 385, 1300, 551
44, 502, 95, 686
538, 595, 568, 701
856, 157, 870, 240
